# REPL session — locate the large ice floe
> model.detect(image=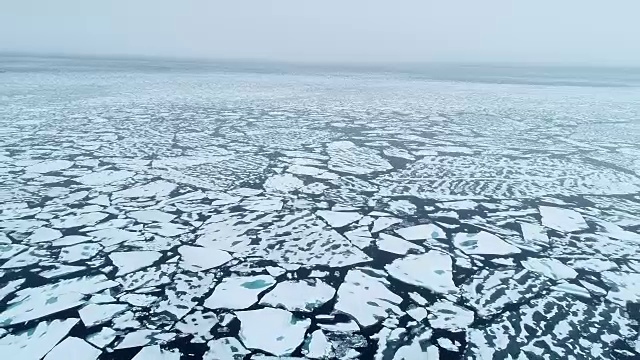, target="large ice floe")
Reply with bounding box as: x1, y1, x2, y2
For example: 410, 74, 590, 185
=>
1, 56, 640, 359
